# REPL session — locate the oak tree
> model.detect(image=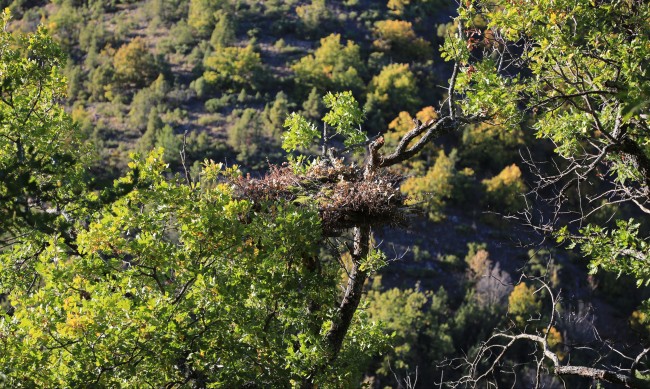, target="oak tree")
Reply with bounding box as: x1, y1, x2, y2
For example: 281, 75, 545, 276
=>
442, 0, 650, 386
